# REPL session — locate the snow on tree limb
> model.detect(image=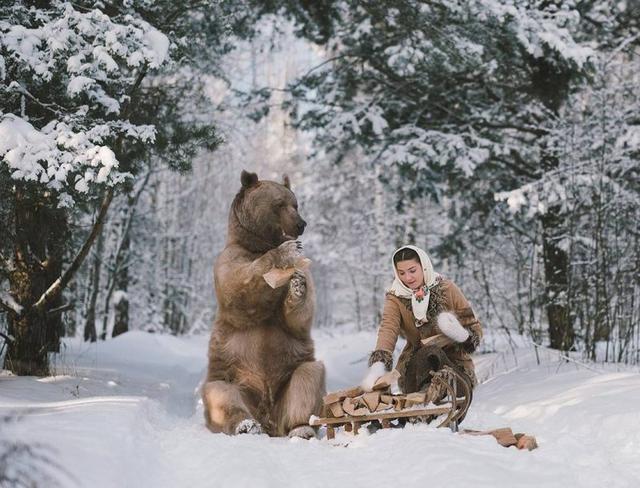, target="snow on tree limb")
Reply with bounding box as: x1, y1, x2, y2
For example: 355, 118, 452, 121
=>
0, 3, 170, 91
0, 114, 153, 204
0, 293, 23, 315
0, 2, 167, 207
